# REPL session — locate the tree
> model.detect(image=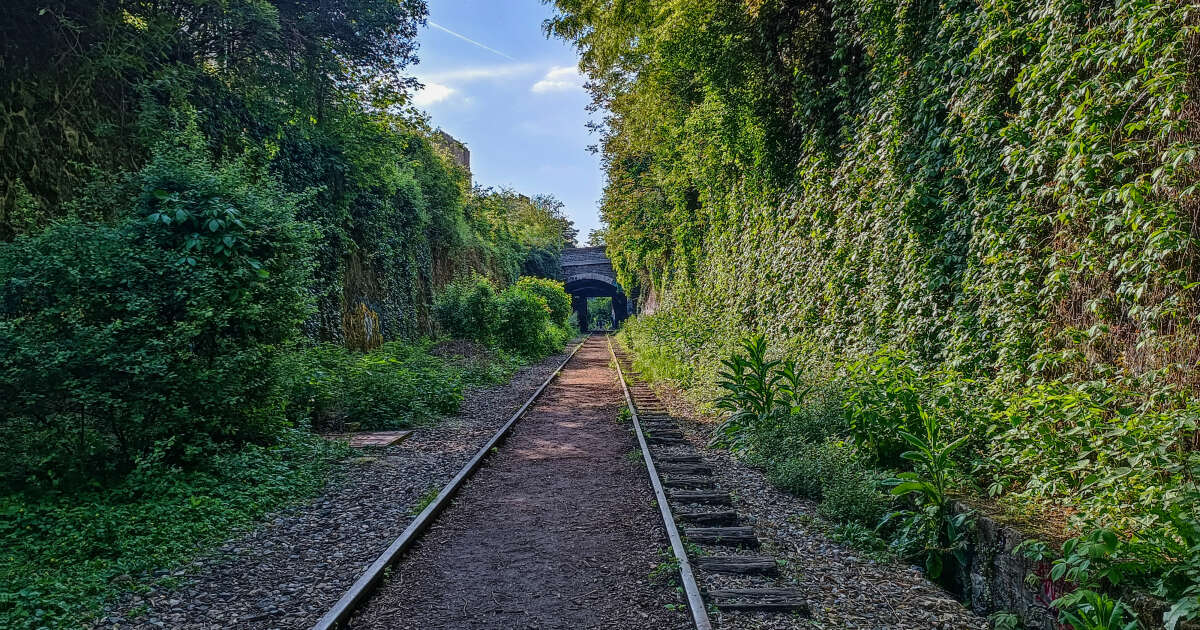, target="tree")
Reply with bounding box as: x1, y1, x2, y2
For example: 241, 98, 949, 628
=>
586, 227, 608, 246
